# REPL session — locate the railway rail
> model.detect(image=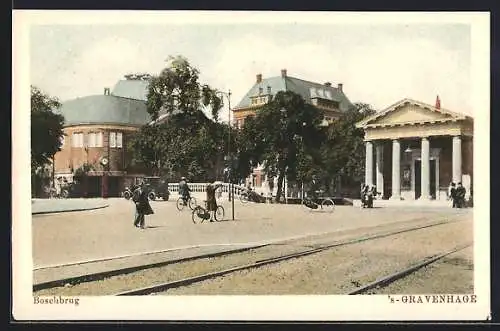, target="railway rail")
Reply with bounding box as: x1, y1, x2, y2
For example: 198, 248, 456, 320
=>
346, 243, 472, 295
112, 218, 466, 296
33, 217, 468, 296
